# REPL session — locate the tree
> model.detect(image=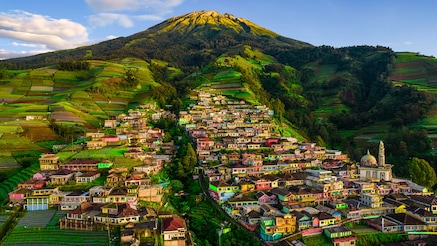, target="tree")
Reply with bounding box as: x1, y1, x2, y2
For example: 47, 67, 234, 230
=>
170, 180, 184, 193
408, 157, 437, 188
